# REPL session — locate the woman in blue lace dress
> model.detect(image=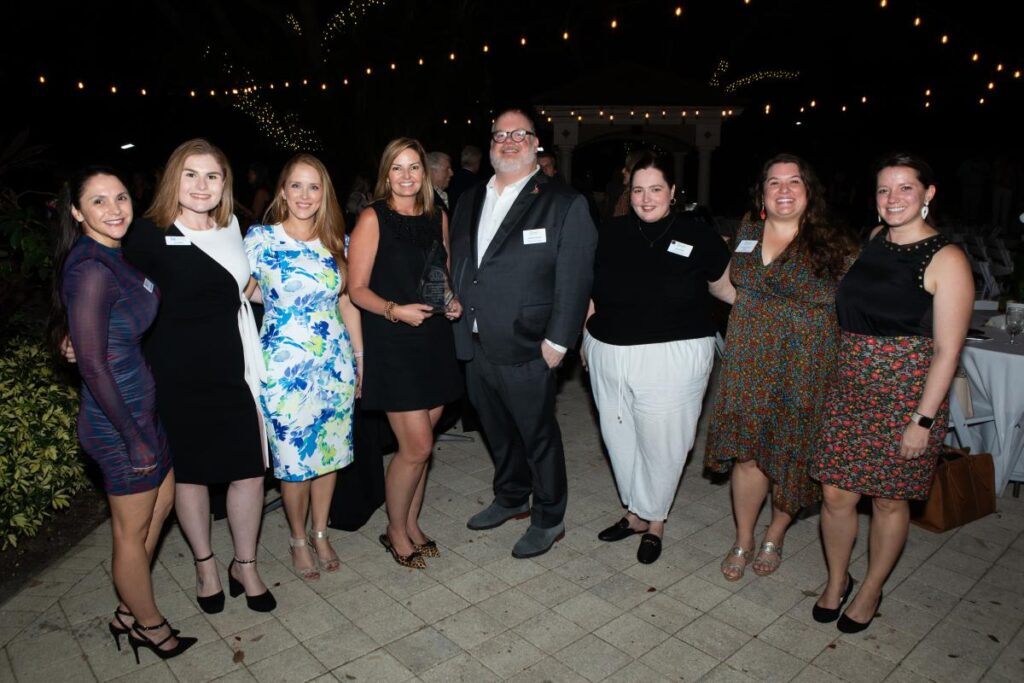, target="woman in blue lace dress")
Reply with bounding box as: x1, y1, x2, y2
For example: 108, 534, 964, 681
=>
245, 154, 362, 580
